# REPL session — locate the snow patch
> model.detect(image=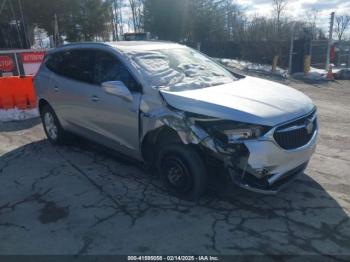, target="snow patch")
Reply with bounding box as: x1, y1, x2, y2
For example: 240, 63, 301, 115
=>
309, 66, 342, 75
0, 108, 39, 122
309, 67, 327, 75
217, 58, 288, 78
297, 67, 345, 81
